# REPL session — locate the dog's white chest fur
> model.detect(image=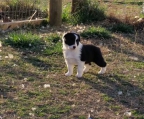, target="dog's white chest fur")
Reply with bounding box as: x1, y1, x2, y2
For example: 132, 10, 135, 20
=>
63, 50, 79, 65
63, 43, 83, 65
